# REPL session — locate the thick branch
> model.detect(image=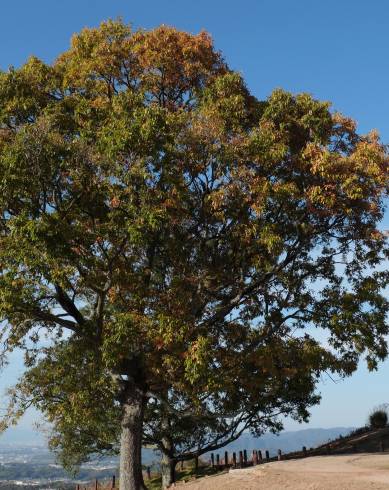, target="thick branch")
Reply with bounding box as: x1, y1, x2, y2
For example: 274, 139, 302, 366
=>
54, 284, 85, 326
31, 307, 79, 332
